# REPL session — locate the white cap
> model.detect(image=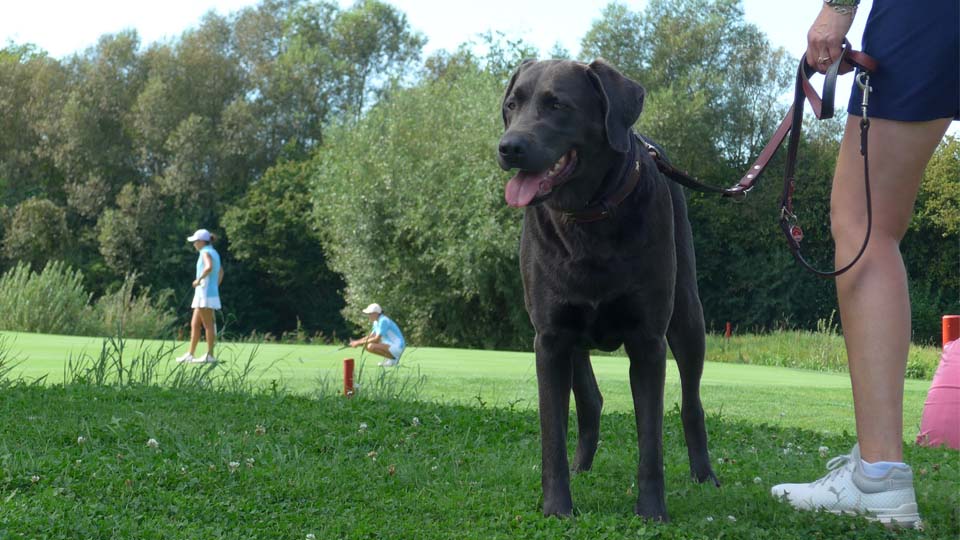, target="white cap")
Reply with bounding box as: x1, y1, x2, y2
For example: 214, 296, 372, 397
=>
361, 303, 383, 314
187, 229, 211, 242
